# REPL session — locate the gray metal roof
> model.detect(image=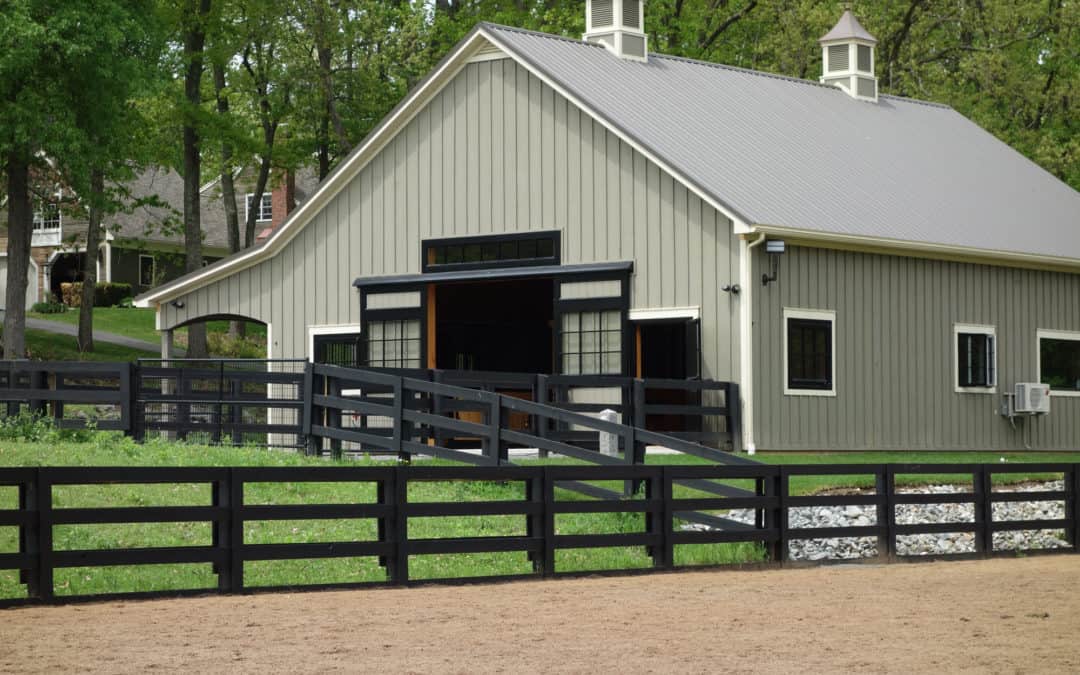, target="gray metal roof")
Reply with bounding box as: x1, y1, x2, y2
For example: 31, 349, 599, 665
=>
484, 24, 1080, 262
819, 10, 877, 44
